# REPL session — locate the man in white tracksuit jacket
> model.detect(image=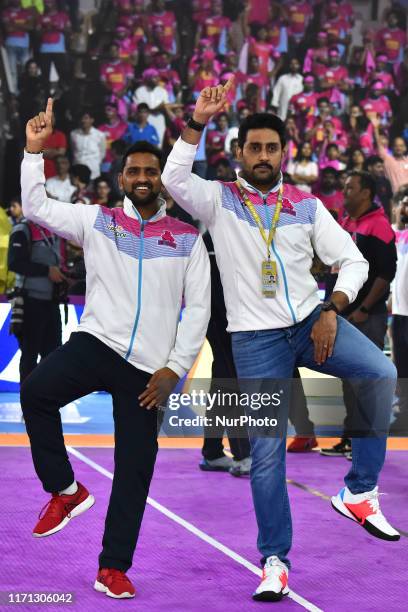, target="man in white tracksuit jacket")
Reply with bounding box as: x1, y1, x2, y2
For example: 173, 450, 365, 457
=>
161, 78, 399, 602
20, 99, 210, 599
